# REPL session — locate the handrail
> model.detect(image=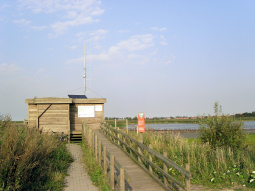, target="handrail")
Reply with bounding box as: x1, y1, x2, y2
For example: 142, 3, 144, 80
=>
82, 123, 130, 191
100, 122, 191, 191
